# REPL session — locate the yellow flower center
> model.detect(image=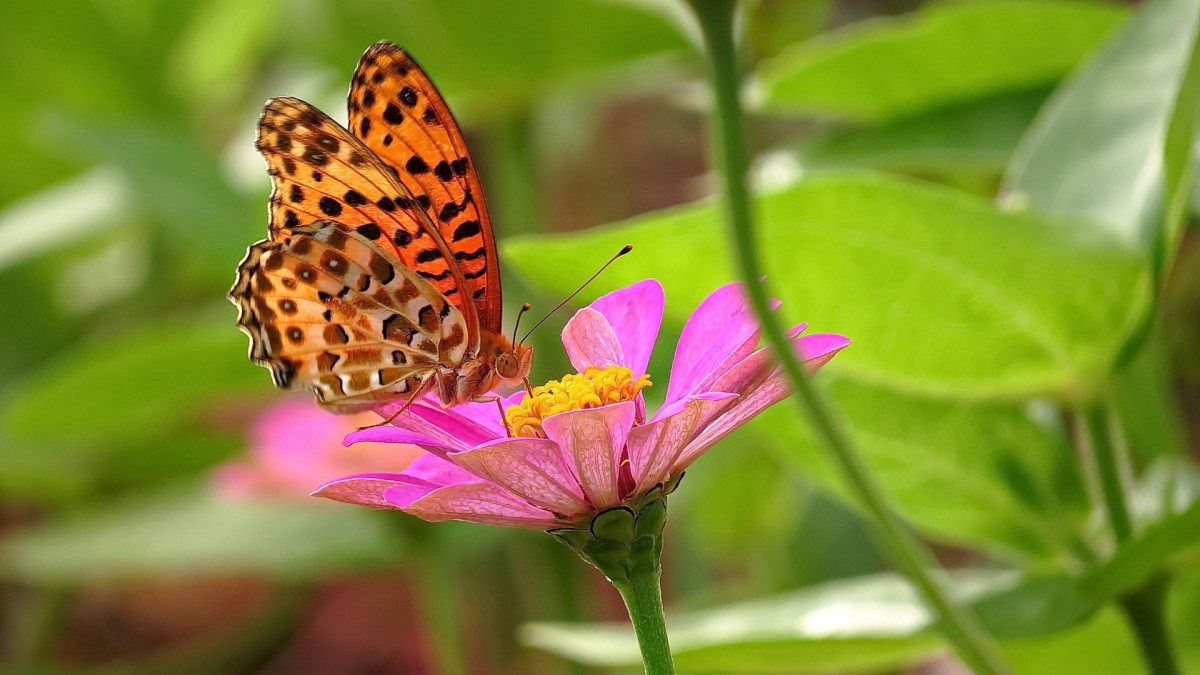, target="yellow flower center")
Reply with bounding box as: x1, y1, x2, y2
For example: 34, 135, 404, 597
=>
505, 366, 652, 438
